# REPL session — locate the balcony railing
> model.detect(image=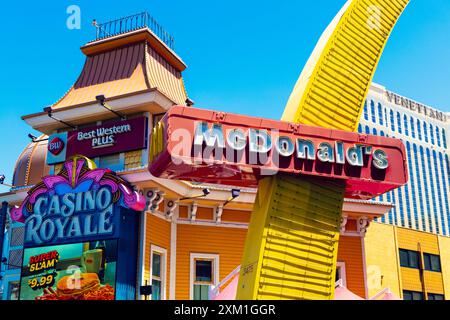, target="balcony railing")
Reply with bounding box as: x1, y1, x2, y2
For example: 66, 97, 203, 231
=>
94, 12, 175, 50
